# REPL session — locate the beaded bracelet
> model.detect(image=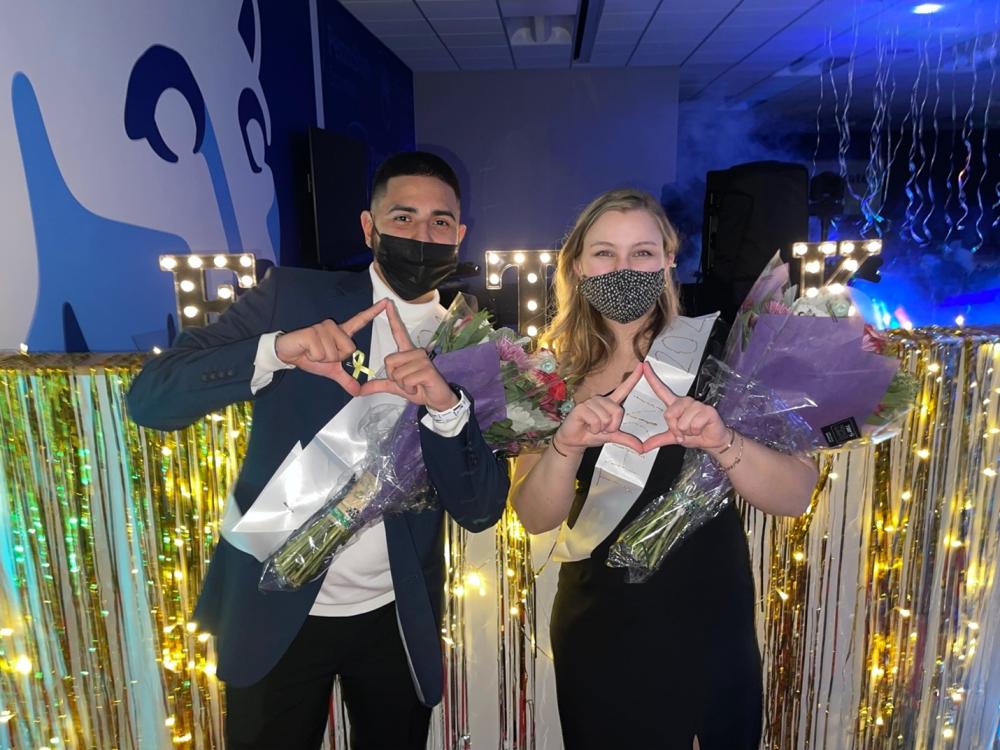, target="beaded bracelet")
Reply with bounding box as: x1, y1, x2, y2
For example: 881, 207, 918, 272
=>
717, 432, 744, 472
716, 426, 737, 455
